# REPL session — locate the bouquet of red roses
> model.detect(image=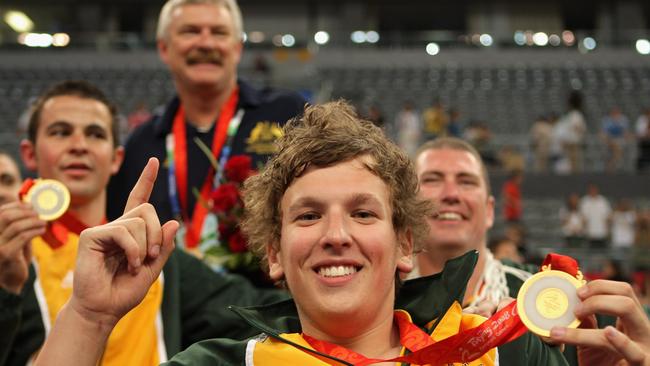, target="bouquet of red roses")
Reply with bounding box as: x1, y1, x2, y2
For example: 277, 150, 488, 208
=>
202, 155, 259, 273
